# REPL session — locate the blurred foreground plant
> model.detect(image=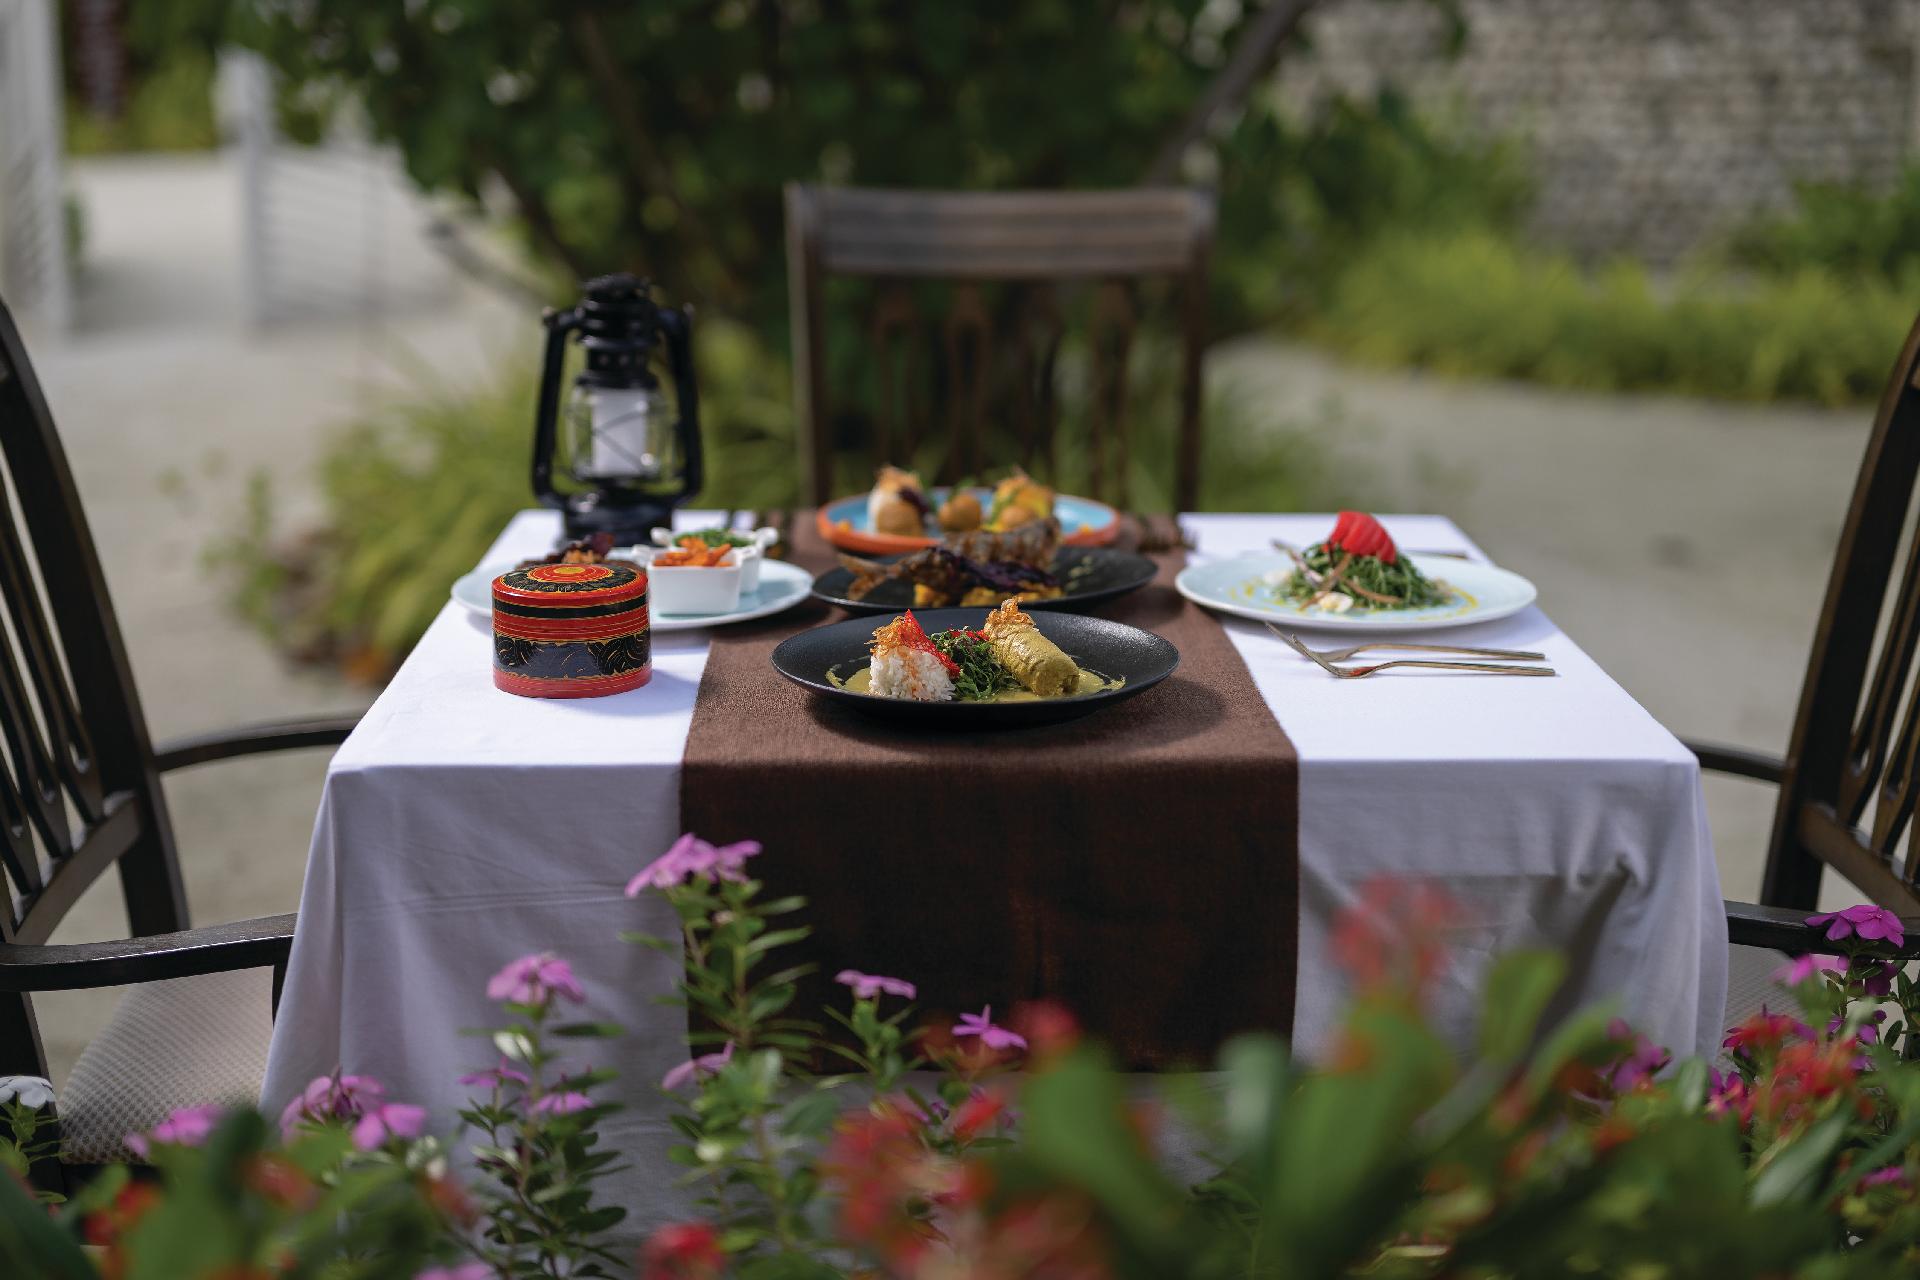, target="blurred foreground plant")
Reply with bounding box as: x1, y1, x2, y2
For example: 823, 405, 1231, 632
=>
15, 839, 1920, 1277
